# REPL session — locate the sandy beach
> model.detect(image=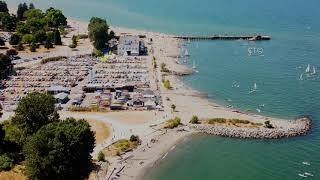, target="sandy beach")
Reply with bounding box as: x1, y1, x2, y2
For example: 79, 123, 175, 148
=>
0, 11, 312, 180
